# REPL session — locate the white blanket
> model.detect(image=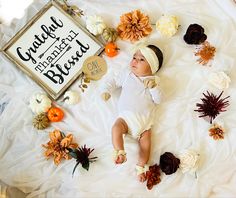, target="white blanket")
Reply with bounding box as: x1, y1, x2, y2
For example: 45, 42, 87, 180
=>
0, 0, 236, 197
